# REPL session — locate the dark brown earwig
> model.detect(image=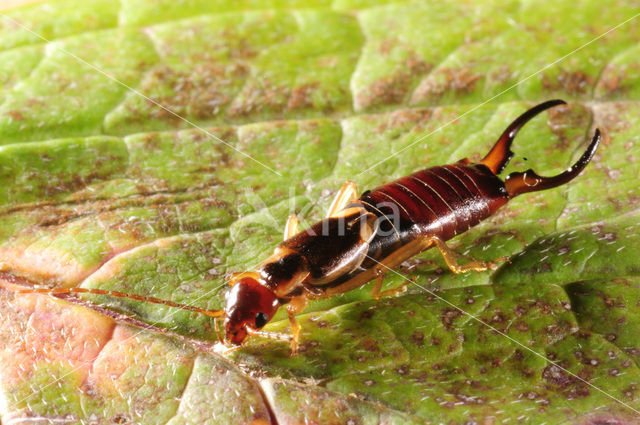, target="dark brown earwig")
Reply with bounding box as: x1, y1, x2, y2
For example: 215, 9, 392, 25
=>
11, 100, 600, 355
